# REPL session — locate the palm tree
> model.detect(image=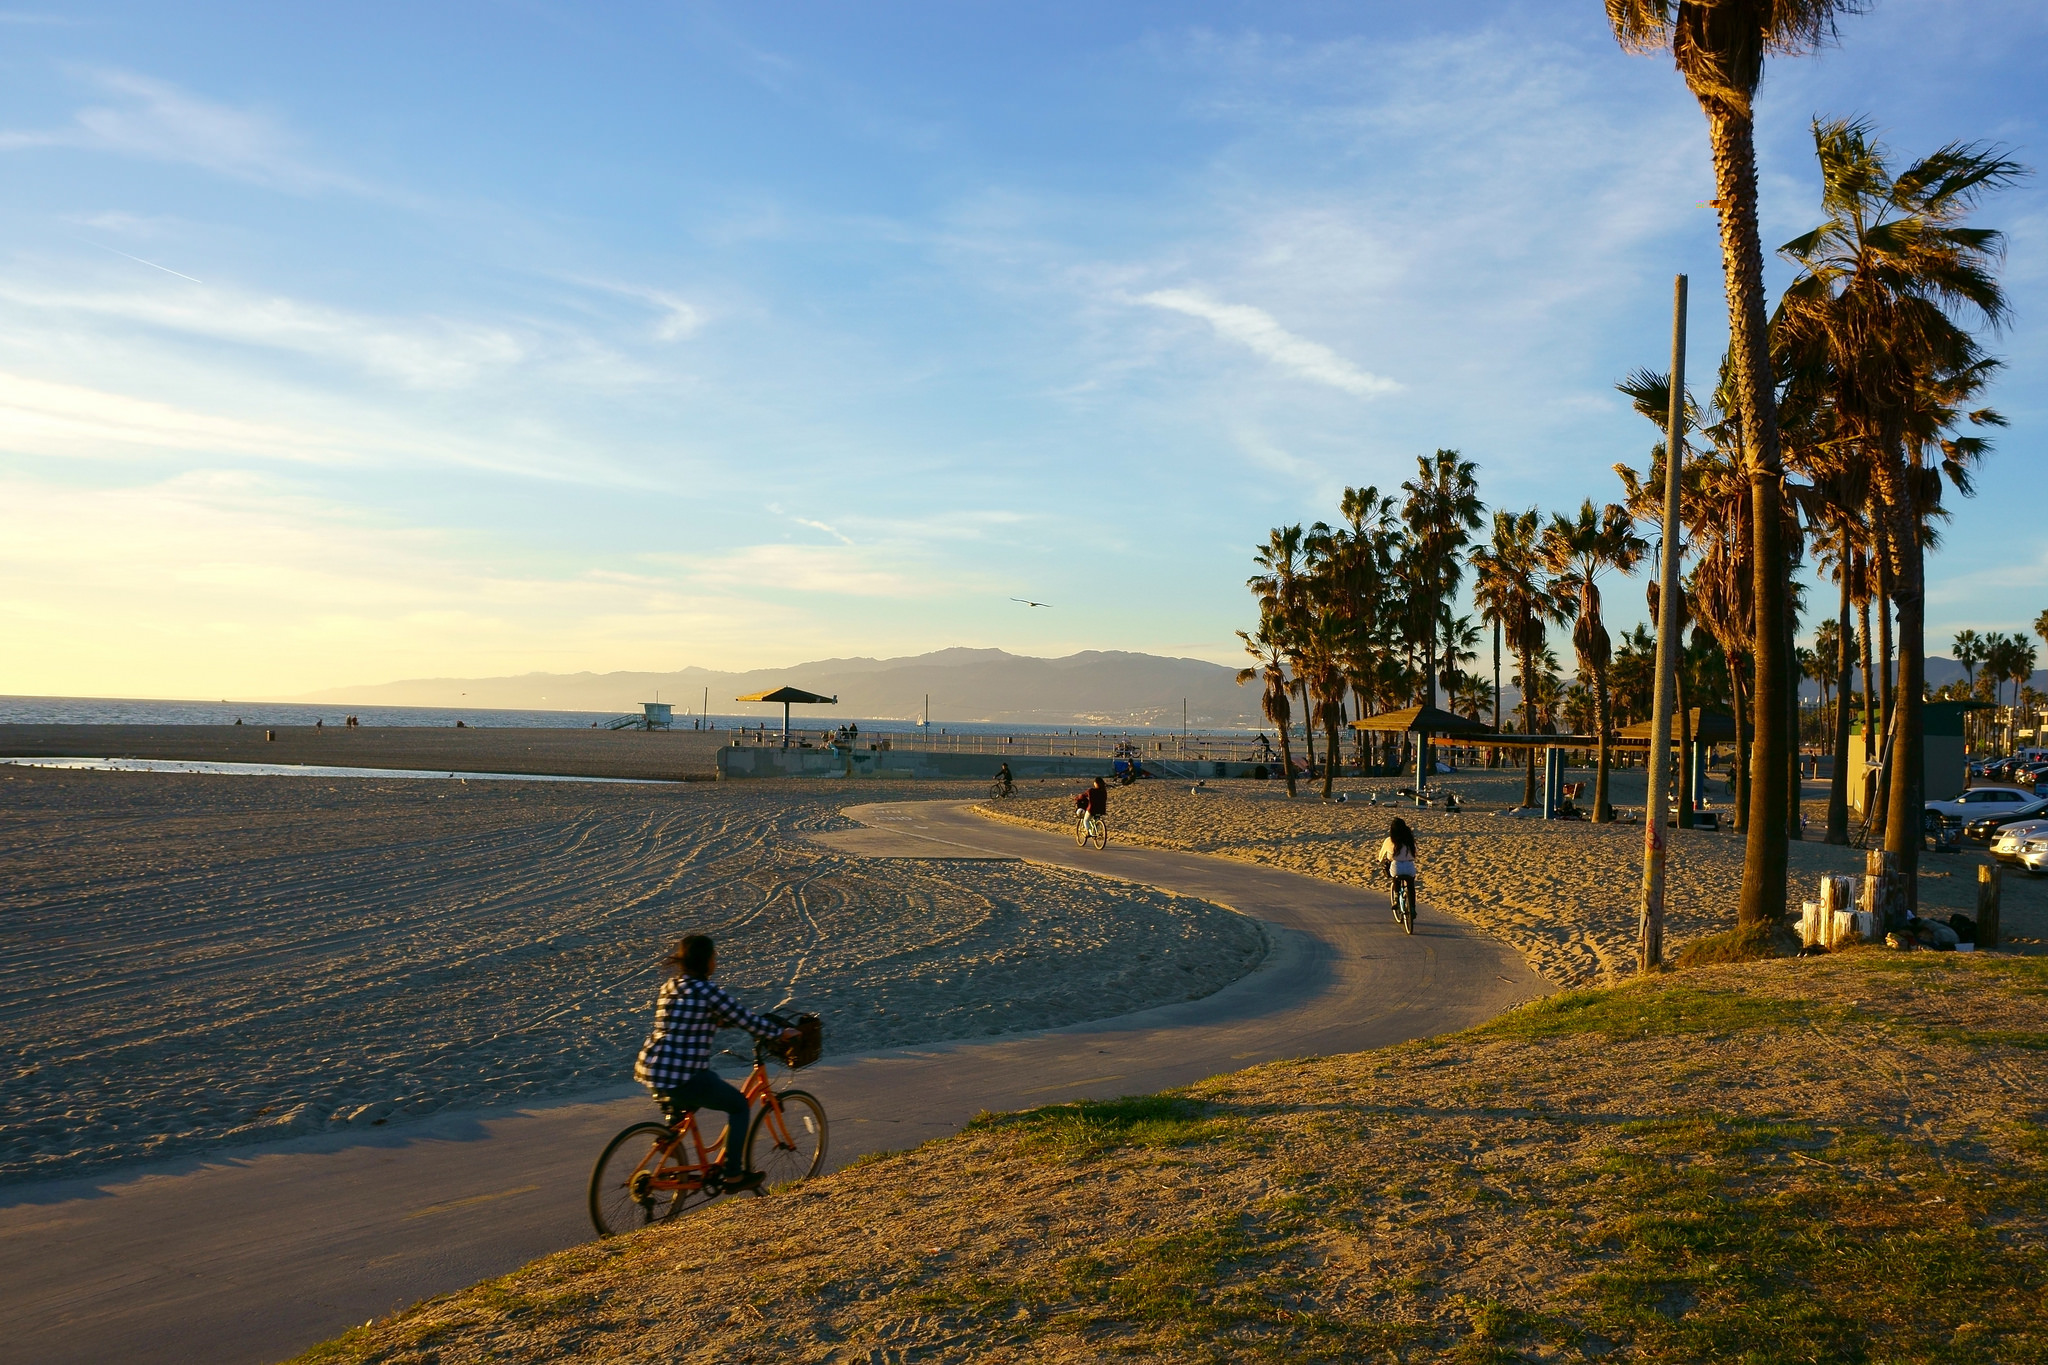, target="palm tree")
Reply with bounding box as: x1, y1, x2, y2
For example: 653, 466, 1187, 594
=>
1954, 628, 1985, 752
1472, 508, 1567, 808
1400, 451, 1485, 787
1236, 624, 1296, 797
1775, 116, 2025, 902
1249, 526, 1315, 777
1606, 0, 1866, 927
1542, 500, 1648, 822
